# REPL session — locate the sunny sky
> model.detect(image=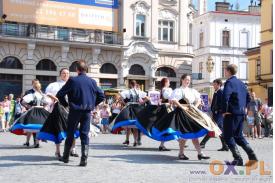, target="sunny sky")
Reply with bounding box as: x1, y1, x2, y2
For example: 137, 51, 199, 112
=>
193, 0, 260, 11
